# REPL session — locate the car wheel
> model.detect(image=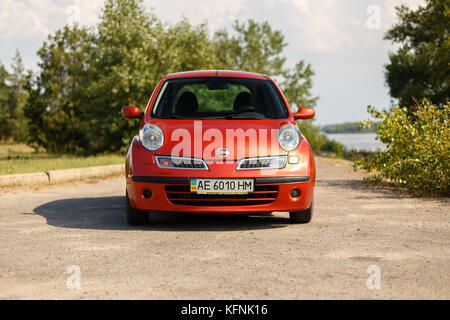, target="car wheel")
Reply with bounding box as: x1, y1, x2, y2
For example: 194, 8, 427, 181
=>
126, 191, 149, 225
289, 199, 313, 224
